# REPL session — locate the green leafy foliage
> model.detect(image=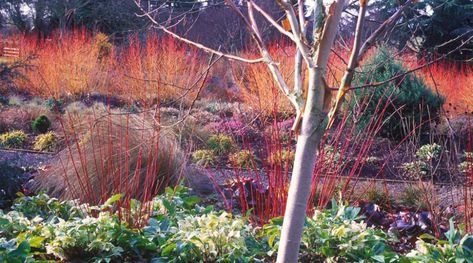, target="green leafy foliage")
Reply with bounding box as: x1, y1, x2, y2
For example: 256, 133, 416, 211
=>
2, 187, 473, 262
401, 144, 443, 180
0, 130, 27, 149
459, 161, 473, 174
415, 0, 473, 61
416, 144, 442, 161
31, 115, 51, 134
45, 212, 150, 262
322, 145, 344, 165
162, 211, 260, 262
45, 98, 64, 113
406, 218, 473, 262
358, 184, 394, 209
401, 161, 430, 179
459, 152, 473, 174
261, 200, 400, 262
11, 194, 81, 220
0, 239, 33, 263
302, 200, 399, 262
398, 184, 433, 209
